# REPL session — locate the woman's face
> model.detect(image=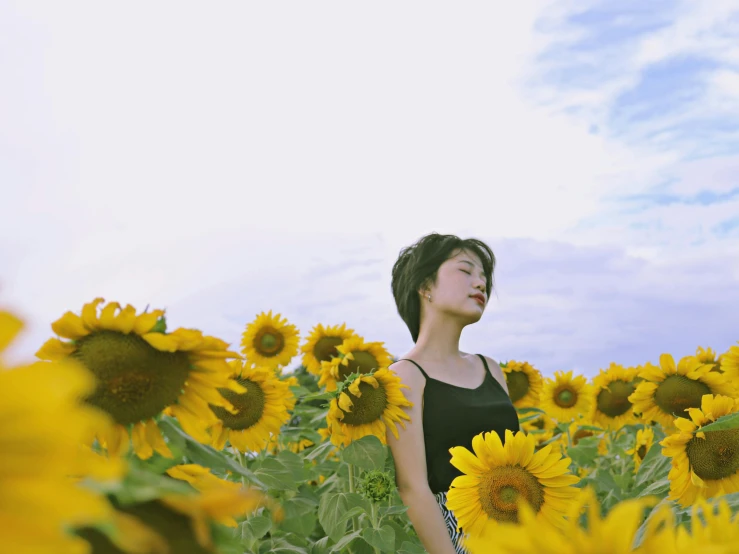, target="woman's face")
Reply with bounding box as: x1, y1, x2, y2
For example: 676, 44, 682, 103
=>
423, 249, 488, 318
